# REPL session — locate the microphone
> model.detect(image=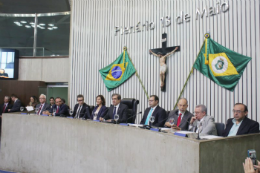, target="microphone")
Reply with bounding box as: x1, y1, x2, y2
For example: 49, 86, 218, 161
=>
141, 114, 170, 130
127, 111, 142, 121
196, 121, 202, 140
